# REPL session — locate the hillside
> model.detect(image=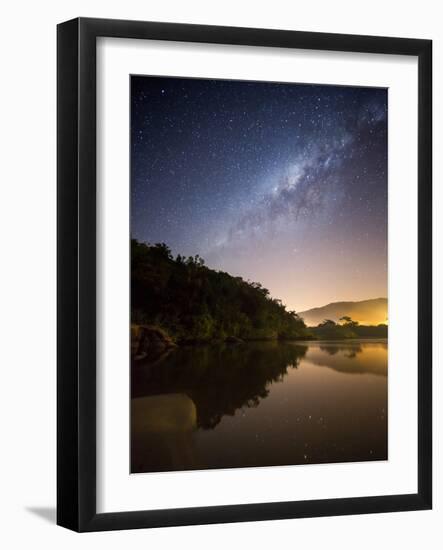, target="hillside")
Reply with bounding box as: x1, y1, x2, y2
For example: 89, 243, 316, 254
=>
131, 239, 311, 343
299, 298, 388, 327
